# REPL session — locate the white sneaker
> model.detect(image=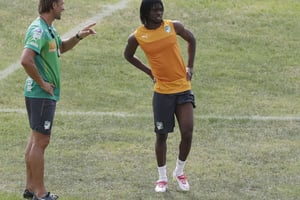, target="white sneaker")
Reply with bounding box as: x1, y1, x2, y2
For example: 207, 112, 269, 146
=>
173, 171, 190, 191
155, 180, 167, 192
